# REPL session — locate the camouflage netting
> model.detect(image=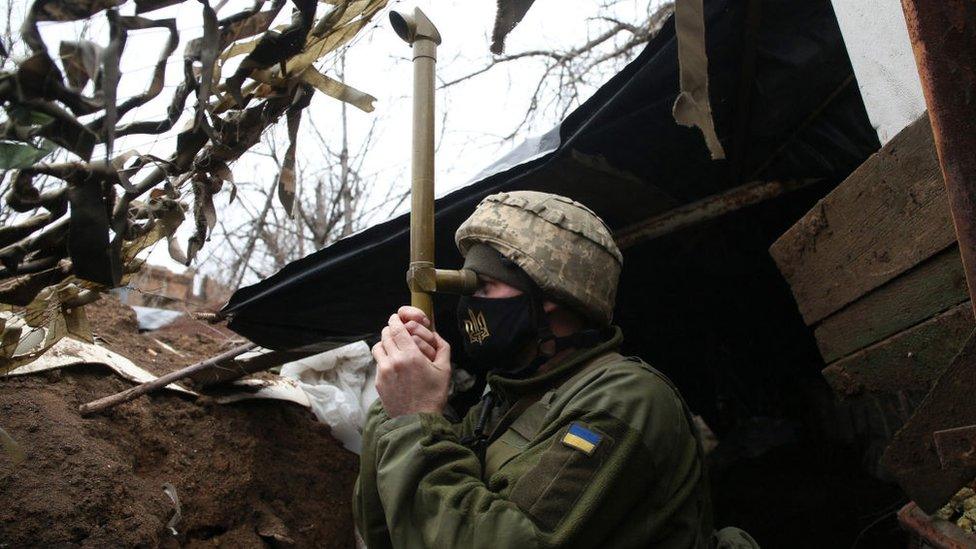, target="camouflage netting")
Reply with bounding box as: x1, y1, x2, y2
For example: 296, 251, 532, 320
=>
0, 0, 388, 372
